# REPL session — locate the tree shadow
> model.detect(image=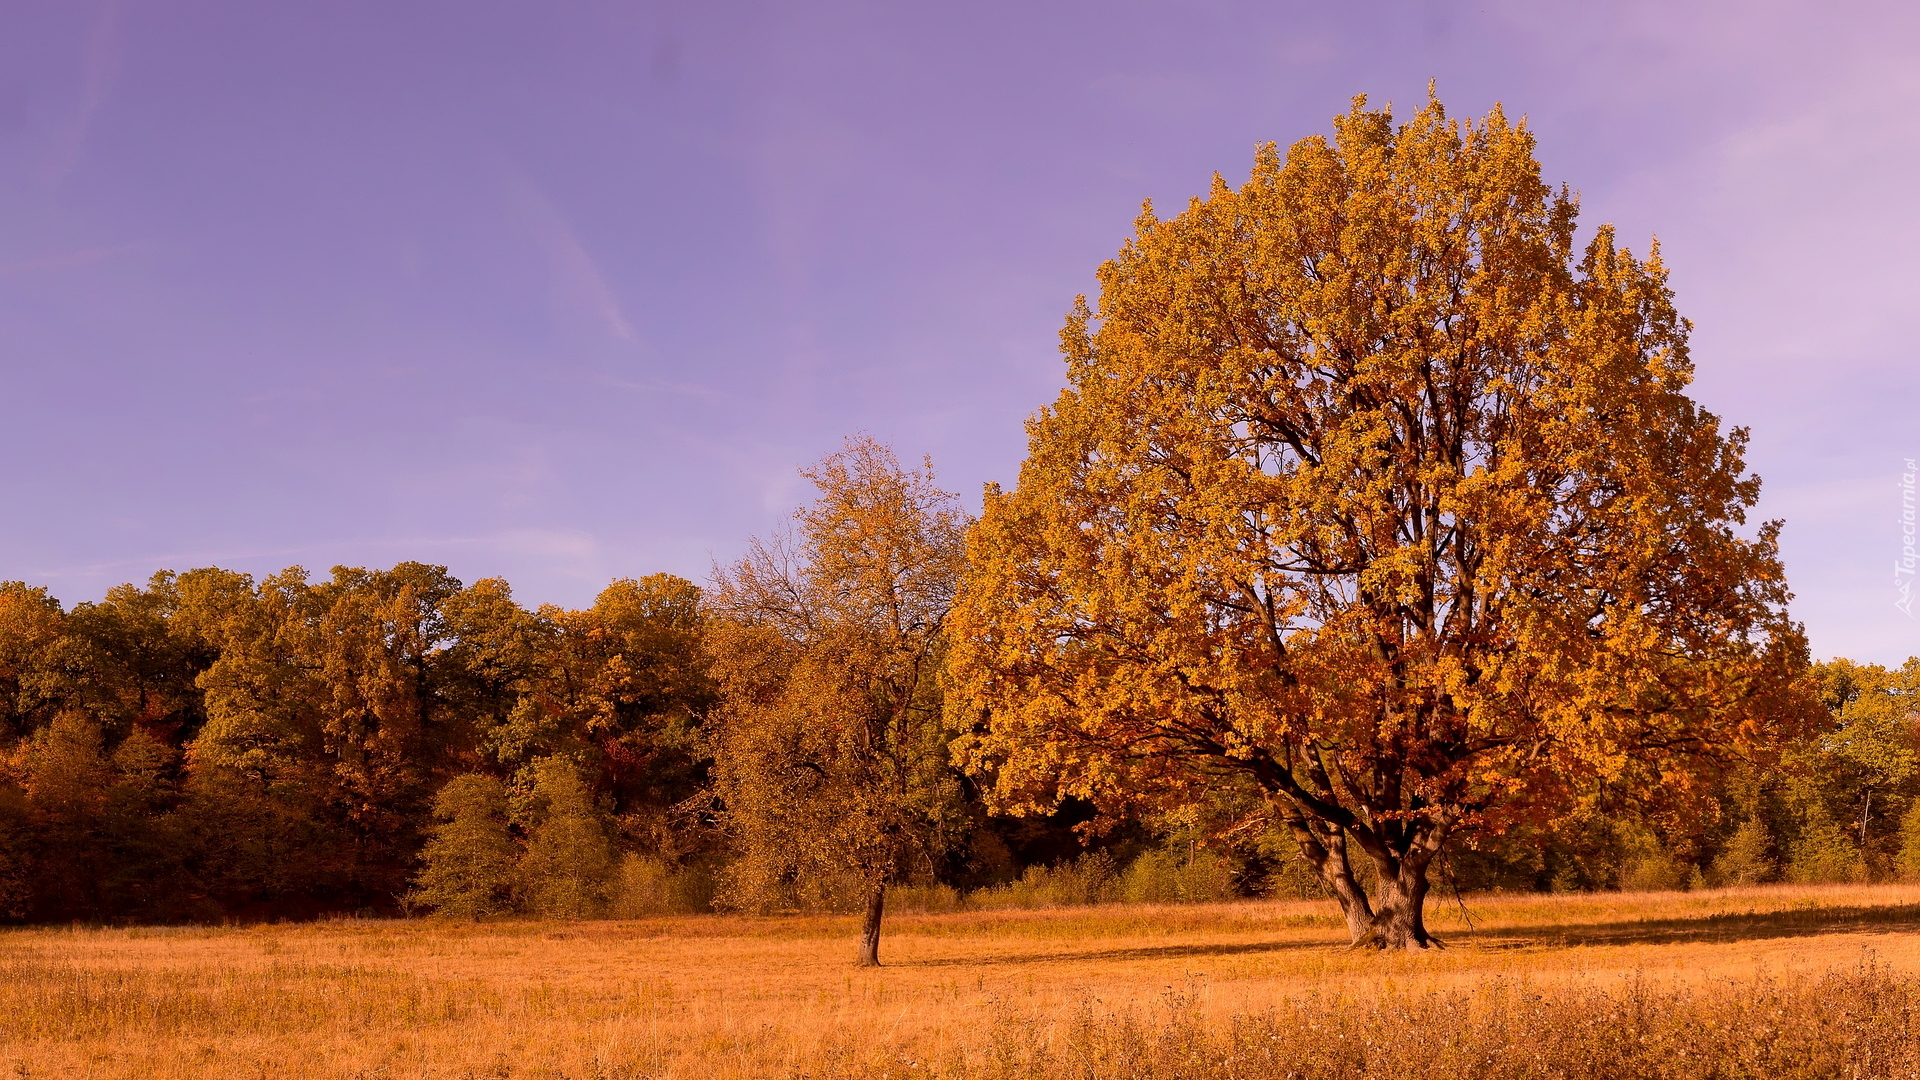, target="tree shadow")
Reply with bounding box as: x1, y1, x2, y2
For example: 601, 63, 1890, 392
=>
902, 903, 1920, 967
909, 937, 1329, 967
1451, 902, 1920, 951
